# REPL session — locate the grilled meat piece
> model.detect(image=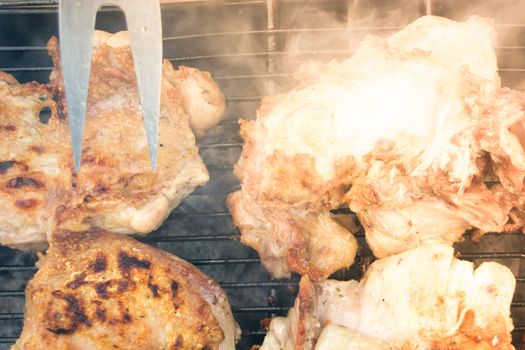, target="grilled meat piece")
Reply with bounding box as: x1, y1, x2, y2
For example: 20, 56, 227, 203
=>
228, 190, 357, 280
261, 244, 516, 350
229, 15, 525, 273
0, 31, 225, 247
13, 229, 238, 350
